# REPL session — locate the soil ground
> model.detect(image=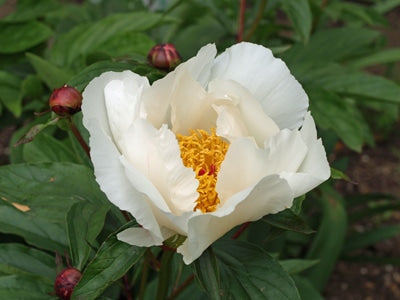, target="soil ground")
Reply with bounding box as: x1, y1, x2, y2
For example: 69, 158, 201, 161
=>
324, 132, 400, 300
